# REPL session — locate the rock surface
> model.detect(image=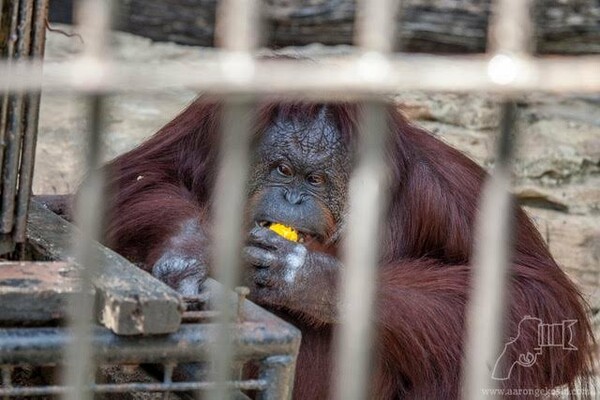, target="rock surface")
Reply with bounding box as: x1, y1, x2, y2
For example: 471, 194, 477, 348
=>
35, 27, 599, 314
